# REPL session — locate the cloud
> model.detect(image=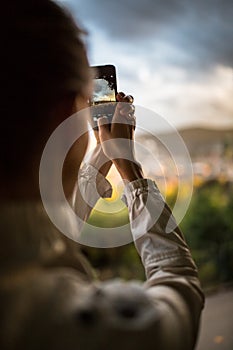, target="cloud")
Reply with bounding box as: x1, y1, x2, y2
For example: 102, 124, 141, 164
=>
139, 65, 233, 129
61, 0, 233, 71
58, 0, 233, 129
